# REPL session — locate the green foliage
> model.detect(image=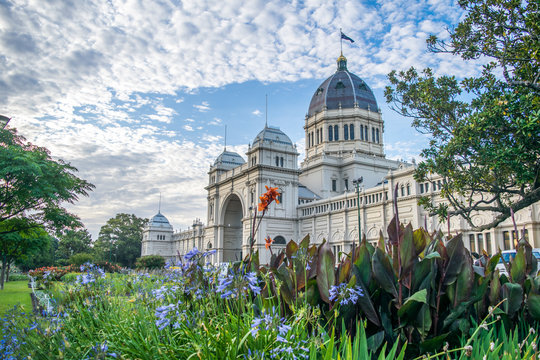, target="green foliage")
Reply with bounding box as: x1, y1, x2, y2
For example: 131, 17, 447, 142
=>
384, 0, 540, 230
15, 236, 58, 272
55, 229, 93, 264
135, 255, 165, 270
94, 213, 148, 268
68, 253, 95, 267
0, 281, 32, 315
0, 126, 94, 288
